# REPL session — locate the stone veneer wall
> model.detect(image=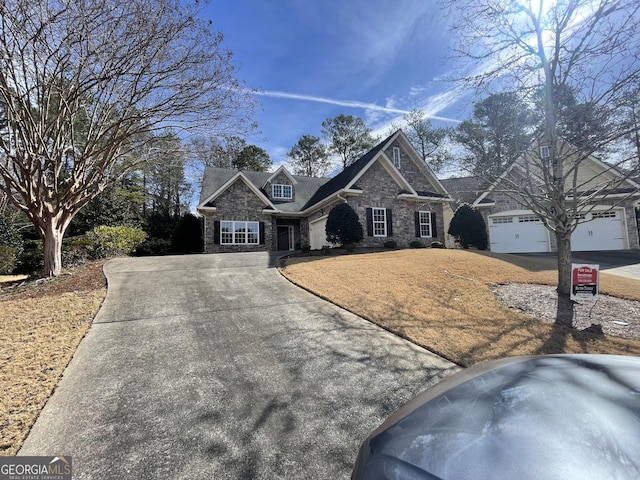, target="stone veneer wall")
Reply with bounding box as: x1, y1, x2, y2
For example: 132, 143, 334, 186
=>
203, 180, 273, 253
623, 199, 640, 249
348, 161, 445, 247
383, 140, 434, 193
